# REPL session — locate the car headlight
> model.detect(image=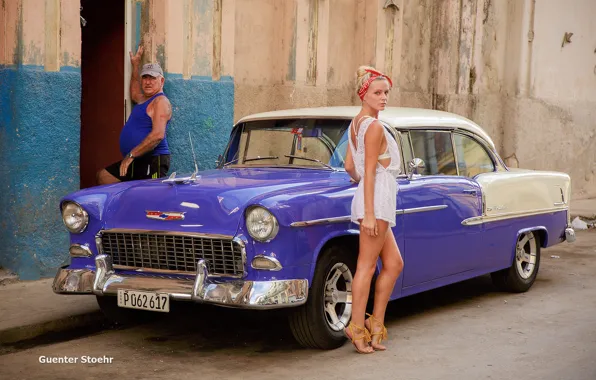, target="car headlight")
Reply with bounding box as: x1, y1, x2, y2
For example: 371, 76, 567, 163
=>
246, 206, 279, 242
61, 201, 89, 233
